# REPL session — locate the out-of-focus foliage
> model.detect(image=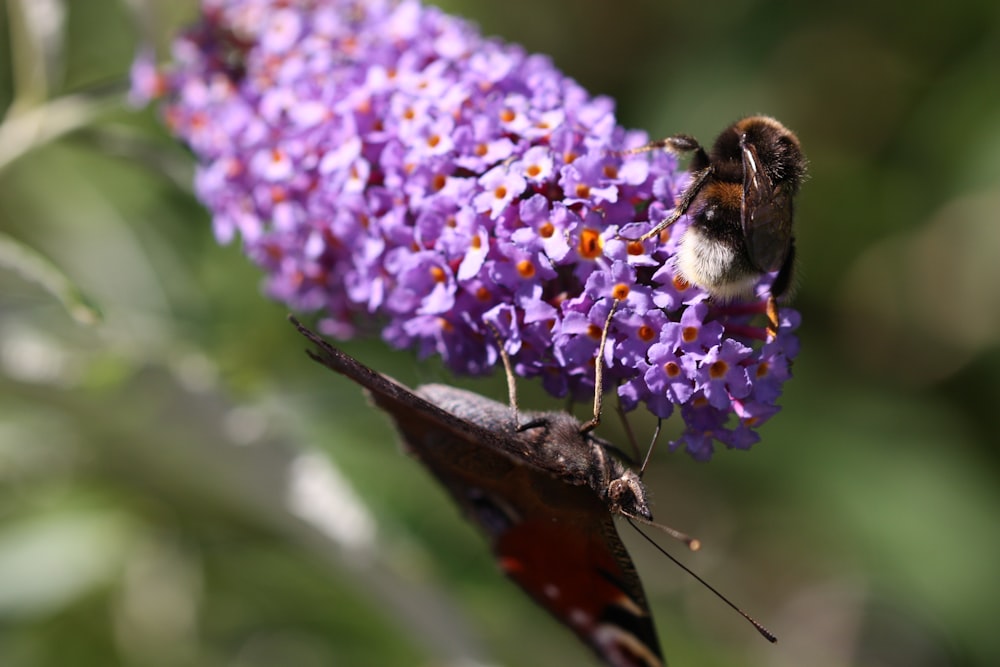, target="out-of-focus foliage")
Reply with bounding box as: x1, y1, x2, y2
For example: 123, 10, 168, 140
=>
0, 1, 997, 666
